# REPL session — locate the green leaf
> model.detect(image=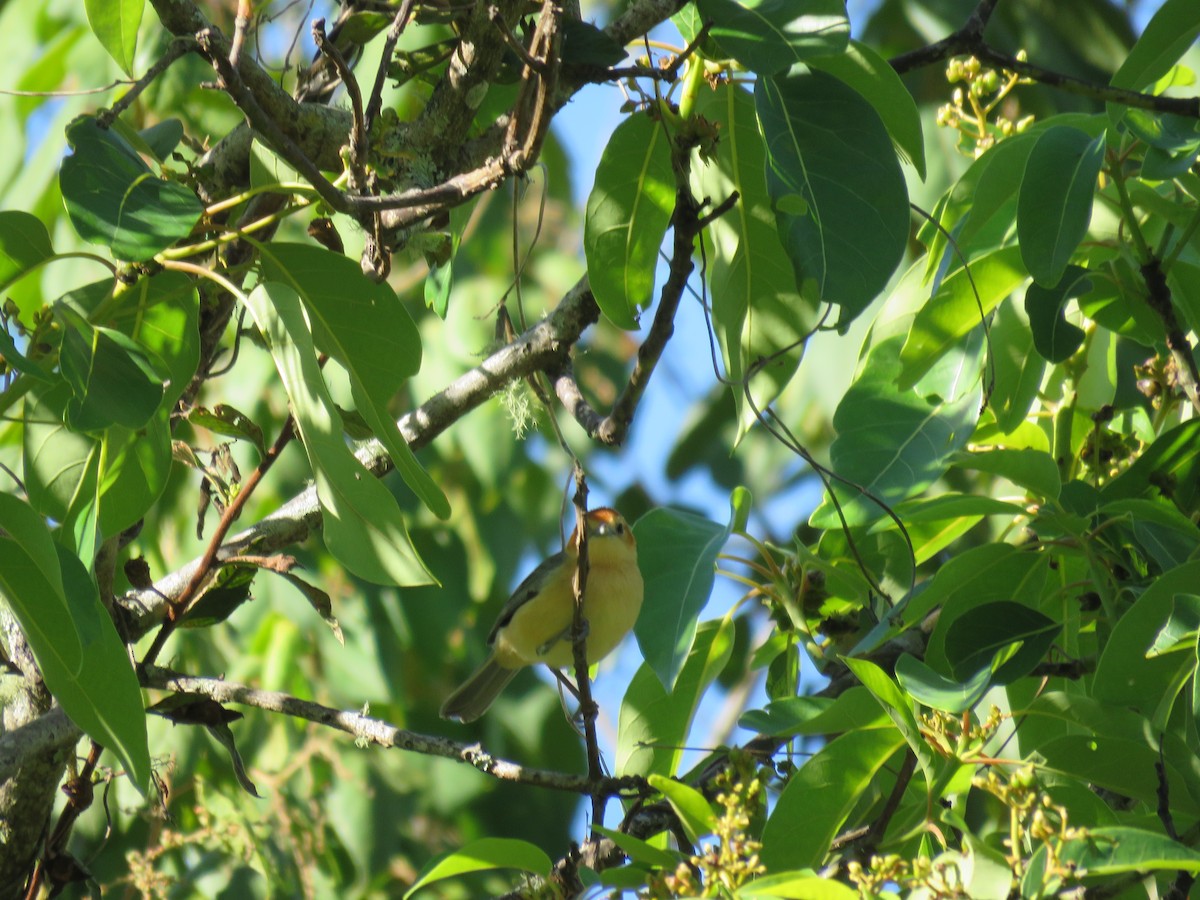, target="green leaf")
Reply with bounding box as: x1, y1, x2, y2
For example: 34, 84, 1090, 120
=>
1111, 0, 1200, 95
403, 838, 551, 898
738, 872, 859, 899
809, 40, 925, 179
59, 116, 202, 261
844, 656, 935, 782
898, 246, 1028, 389
1017, 126, 1105, 287
1093, 563, 1200, 717
23, 382, 96, 526
186, 404, 267, 458
181, 564, 257, 628
55, 542, 151, 793
1102, 498, 1200, 572
989, 297, 1046, 433
0, 493, 69, 606
1038, 735, 1198, 812
738, 688, 888, 736
698, 0, 848, 74
591, 825, 680, 869
618, 619, 734, 778
55, 272, 199, 411
760, 727, 905, 871
1059, 827, 1200, 875
0, 496, 150, 794
948, 448, 1061, 500
242, 282, 434, 586
923, 548, 1050, 674
691, 84, 814, 438
1143, 142, 1200, 181
0, 325, 52, 382
138, 119, 184, 161
584, 112, 675, 329
755, 69, 908, 327
260, 243, 449, 520
1147, 593, 1200, 656
203, 720, 261, 797
943, 600, 1059, 683
1024, 265, 1090, 363
877, 494, 1023, 566
107, 270, 200, 409
55, 307, 165, 432
895, 653, 992, 714
1122, 109, 1200, 152
648, 774, 716, 844
95, 412, 172, 537
920, 130, 1037, 282
0, 209, 54, 293
633, 502, 729, 690
83, 0, 144, 75
810, 337, 980, 529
